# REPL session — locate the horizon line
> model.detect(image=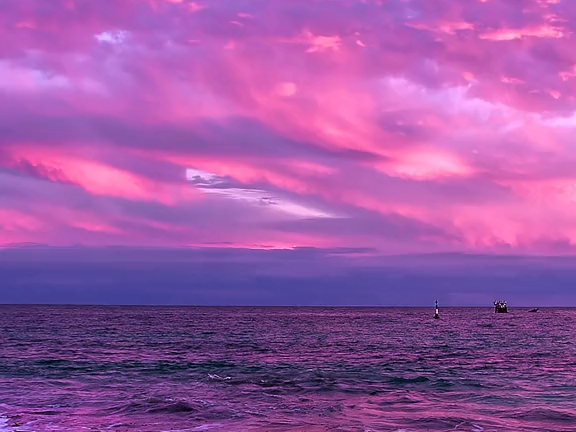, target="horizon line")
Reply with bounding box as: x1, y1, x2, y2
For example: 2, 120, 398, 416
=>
0, 303, 570, 308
